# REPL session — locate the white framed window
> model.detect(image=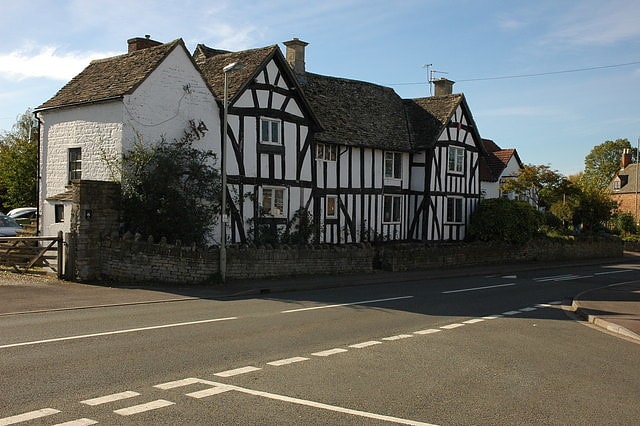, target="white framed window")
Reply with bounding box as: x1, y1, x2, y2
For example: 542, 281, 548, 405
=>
68, 147, 82, 183
384, 152, 402, 179
54, 205, 65, 223
316, 143, 337, 161
262, 187, 285, 217
448, 146, 464, 174
260, 118, 281, 144
446, 197, 464, 223
383, 195, 402, 224
613, 180, 621, 190
326, 196, 337, 218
